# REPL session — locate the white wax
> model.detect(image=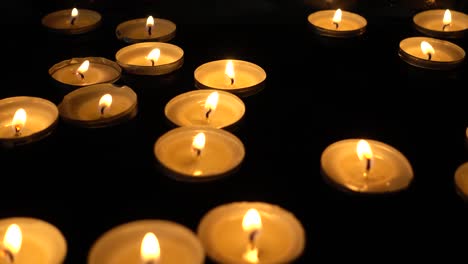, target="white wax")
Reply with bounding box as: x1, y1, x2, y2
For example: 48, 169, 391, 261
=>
41, 9, 101, 34
0, 97, 58, 145
58, 83, 137, 128
307, 10, 367, 37
194, 60, 266, 94
115, 42, 184, 75
321, 139, 414, 193
165, 90, 245, 128
50, 58, 122, 87
197, 202, 305, 264
115, 18, 176, 43
88, 220, 204, 264
154, 126, 245, 180
0, 218, 67, 264
413, 9, 468, 37
455, 162, 468, 199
